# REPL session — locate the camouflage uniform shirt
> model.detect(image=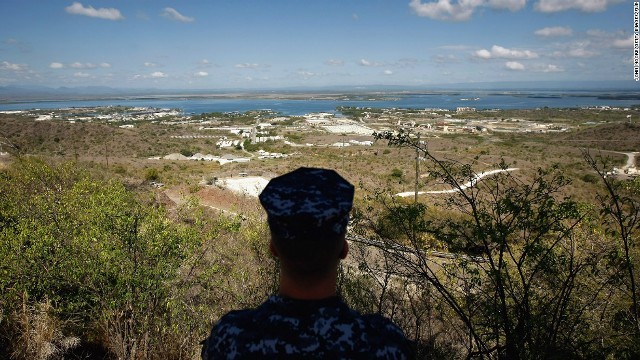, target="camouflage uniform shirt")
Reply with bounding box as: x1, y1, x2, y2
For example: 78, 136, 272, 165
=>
201, 295, 411, 359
